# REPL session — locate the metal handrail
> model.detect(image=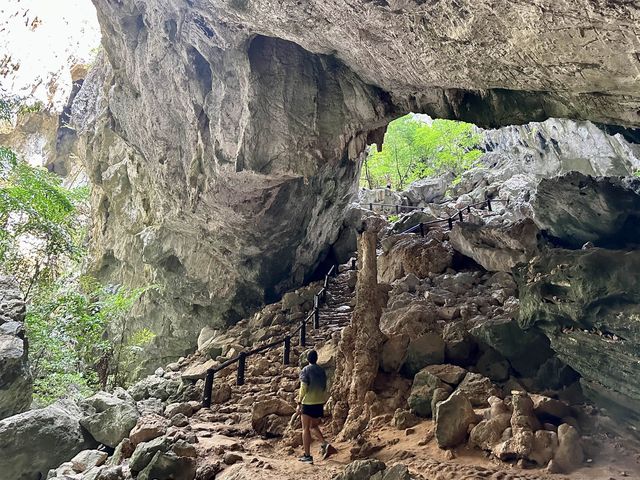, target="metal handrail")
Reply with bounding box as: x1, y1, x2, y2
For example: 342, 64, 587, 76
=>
202, 260, 351, 408
398, 197, 509, 236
